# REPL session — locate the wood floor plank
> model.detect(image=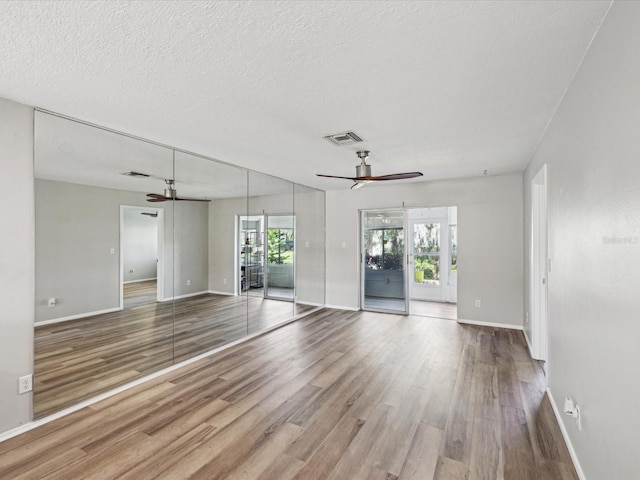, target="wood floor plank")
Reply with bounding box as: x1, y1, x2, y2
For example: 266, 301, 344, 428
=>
398, 422, 443, 480
1, 310, 579, 480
